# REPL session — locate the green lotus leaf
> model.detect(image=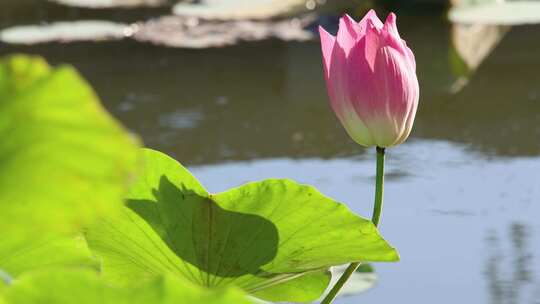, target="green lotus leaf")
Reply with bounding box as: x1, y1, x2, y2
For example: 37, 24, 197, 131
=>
0, 236, 97, 279
86, 148, 398, 302
1, 269, 252, 304
0, 55, 139, 240
250, 270, 331, 302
